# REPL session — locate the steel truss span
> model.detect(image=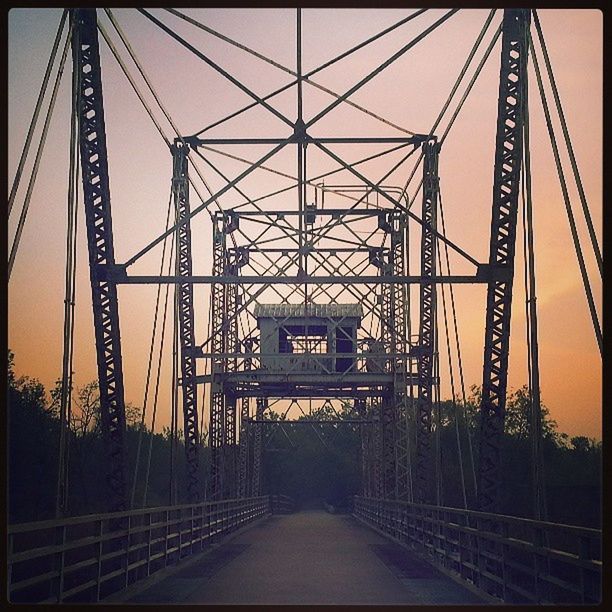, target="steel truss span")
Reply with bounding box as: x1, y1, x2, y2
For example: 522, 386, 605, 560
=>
72, 8, 540, 516
204, 206, 413, 500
